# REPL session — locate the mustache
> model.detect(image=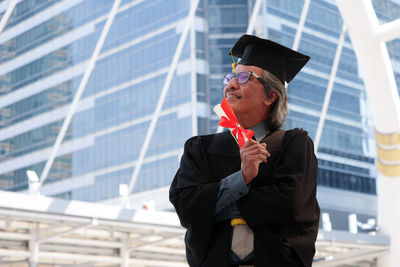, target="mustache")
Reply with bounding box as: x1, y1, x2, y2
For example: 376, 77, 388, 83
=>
224, 89, 242, 99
